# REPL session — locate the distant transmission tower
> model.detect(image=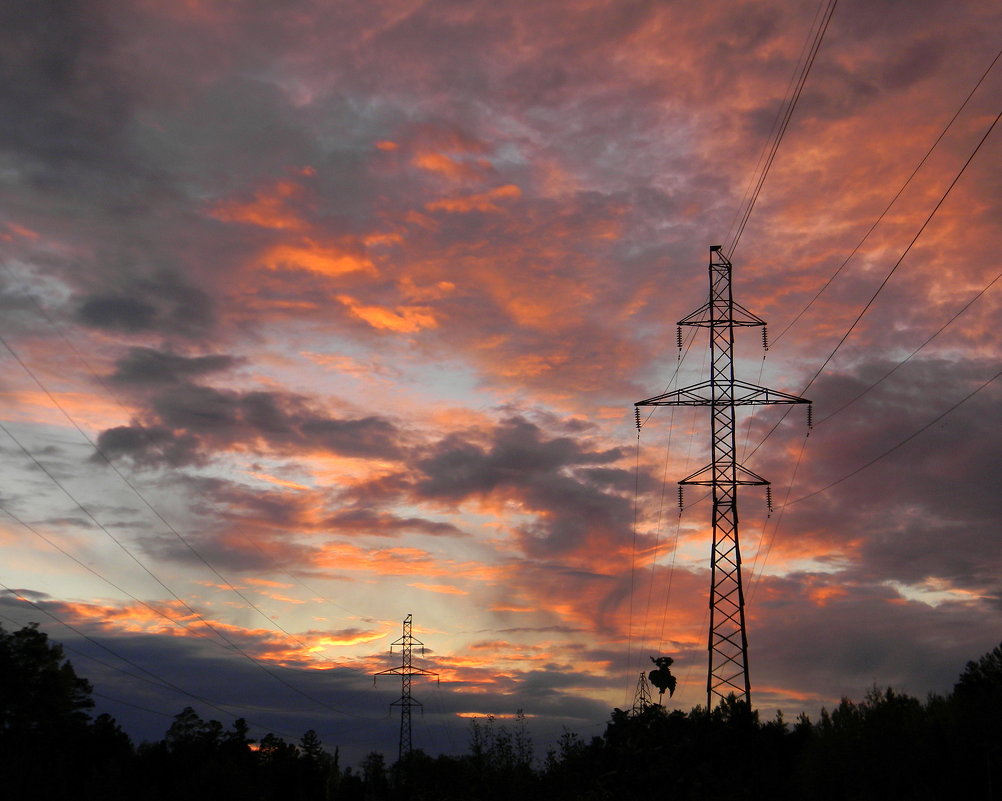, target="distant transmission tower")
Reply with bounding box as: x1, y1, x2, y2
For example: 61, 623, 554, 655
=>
631, 671, 654, 715
374, 613, 439, 760
636, 246, 810, 709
